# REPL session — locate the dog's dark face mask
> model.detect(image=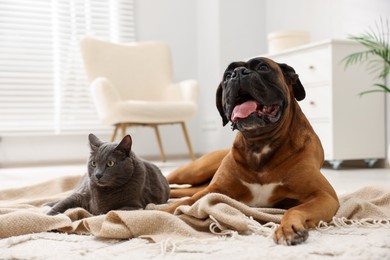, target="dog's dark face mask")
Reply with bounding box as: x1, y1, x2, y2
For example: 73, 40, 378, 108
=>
216, 57, 305, 138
